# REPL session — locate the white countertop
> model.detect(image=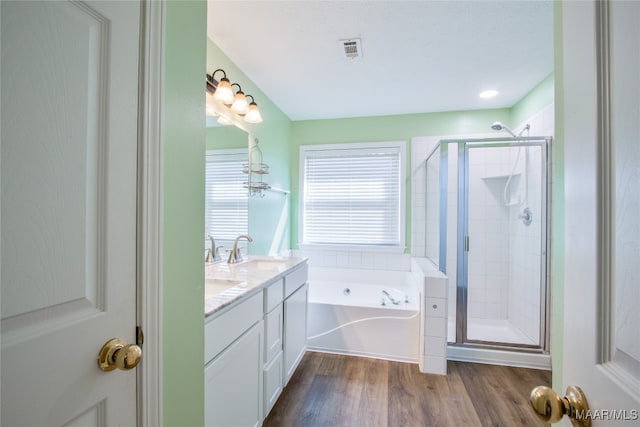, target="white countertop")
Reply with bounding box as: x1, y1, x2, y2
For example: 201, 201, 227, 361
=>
205, 255, 307, 317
